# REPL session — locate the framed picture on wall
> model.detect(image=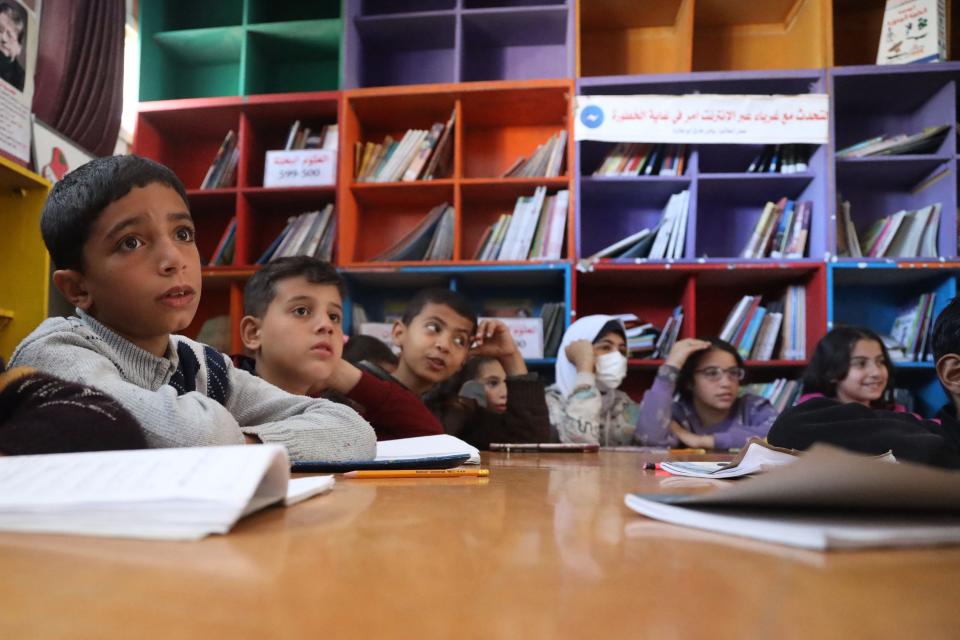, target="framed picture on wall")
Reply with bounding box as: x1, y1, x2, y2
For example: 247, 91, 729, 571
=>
31, 116, 94, 183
